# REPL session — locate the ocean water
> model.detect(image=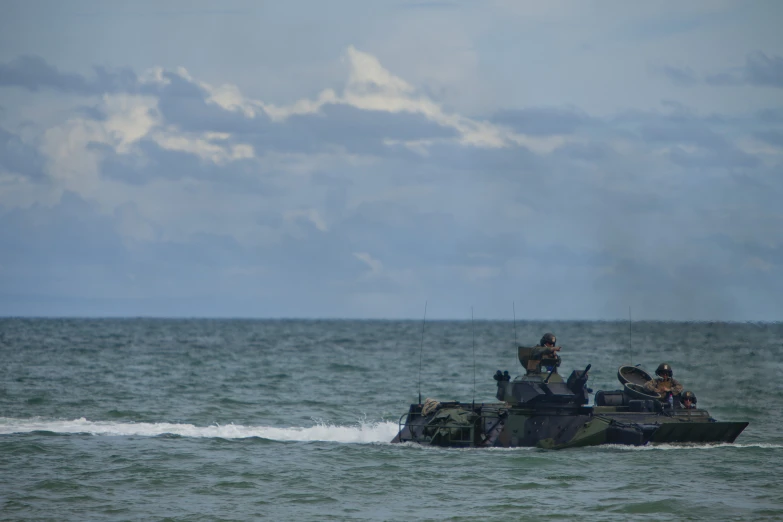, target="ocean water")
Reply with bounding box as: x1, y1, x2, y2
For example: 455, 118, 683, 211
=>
1, 318, 781, 521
